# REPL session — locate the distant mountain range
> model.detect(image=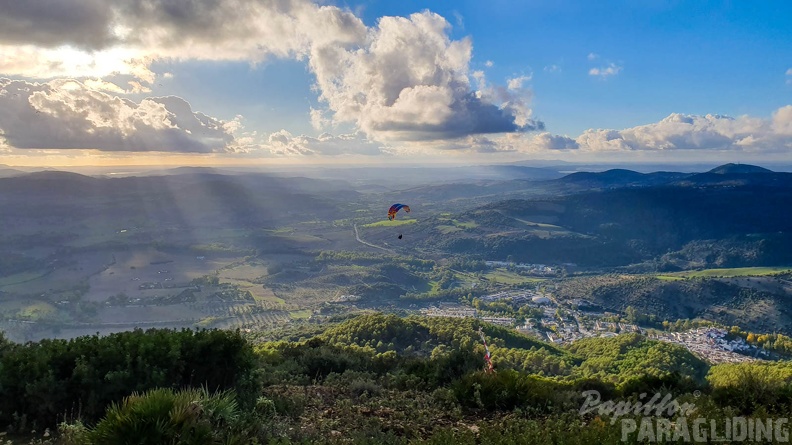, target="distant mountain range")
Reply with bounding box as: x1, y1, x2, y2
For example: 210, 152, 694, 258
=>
551, 169, 690, 188
550, 163, 792, 190
372, 163, 792, 205
0, 170, 362, 231
708, 163, 773, 174
0, 166, 27, 178
361, 163, 792, 268
3, 162, 790, 261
